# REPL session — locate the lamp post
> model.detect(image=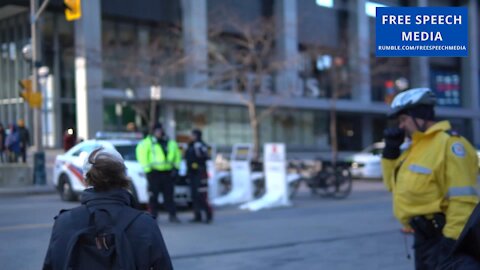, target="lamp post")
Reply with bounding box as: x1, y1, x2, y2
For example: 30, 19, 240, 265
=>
23, 0, 50, 185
